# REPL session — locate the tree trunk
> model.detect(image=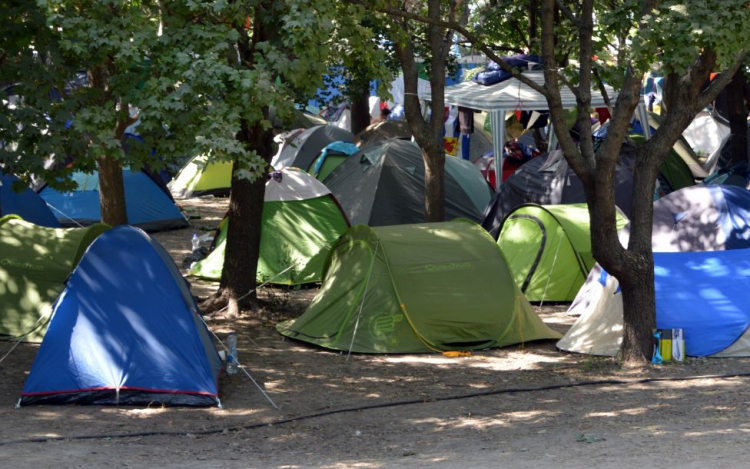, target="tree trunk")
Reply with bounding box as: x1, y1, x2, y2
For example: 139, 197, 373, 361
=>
618, 257, 656, 362
203, 118, 274, 317
423, 144, 446, 222
350, 84, 371, 136
392, 0, 450, 223
662, 72, 680, 113
200, 4, 276, 317
726, 69, 748, 165
97, 155, 127, 226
